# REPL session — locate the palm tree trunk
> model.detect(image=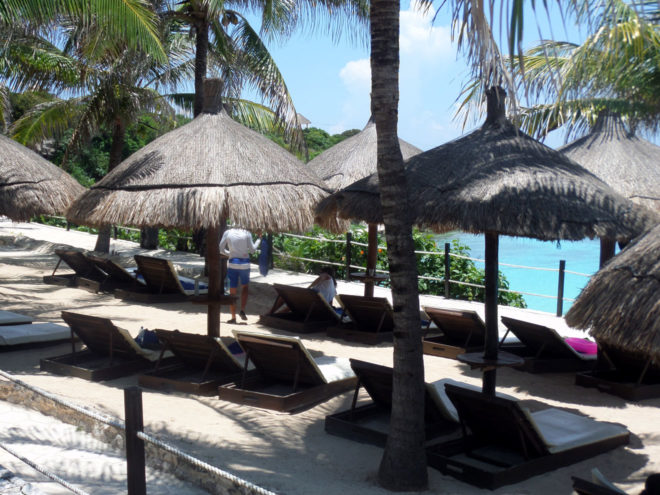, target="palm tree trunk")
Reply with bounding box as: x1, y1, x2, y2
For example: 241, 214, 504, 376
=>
194, 18, 209, 117
192, 16, 210, 254
371, 0, 427, 490
94, 119, 125, 253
